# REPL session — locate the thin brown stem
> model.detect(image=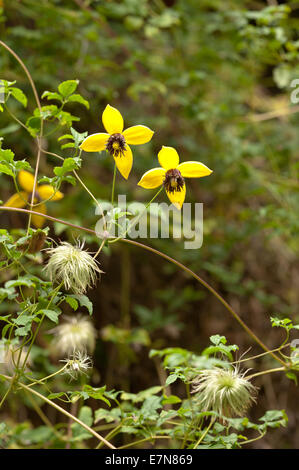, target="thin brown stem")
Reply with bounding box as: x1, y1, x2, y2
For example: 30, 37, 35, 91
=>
1, 375, 116, 449
0, 205, 286, 366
